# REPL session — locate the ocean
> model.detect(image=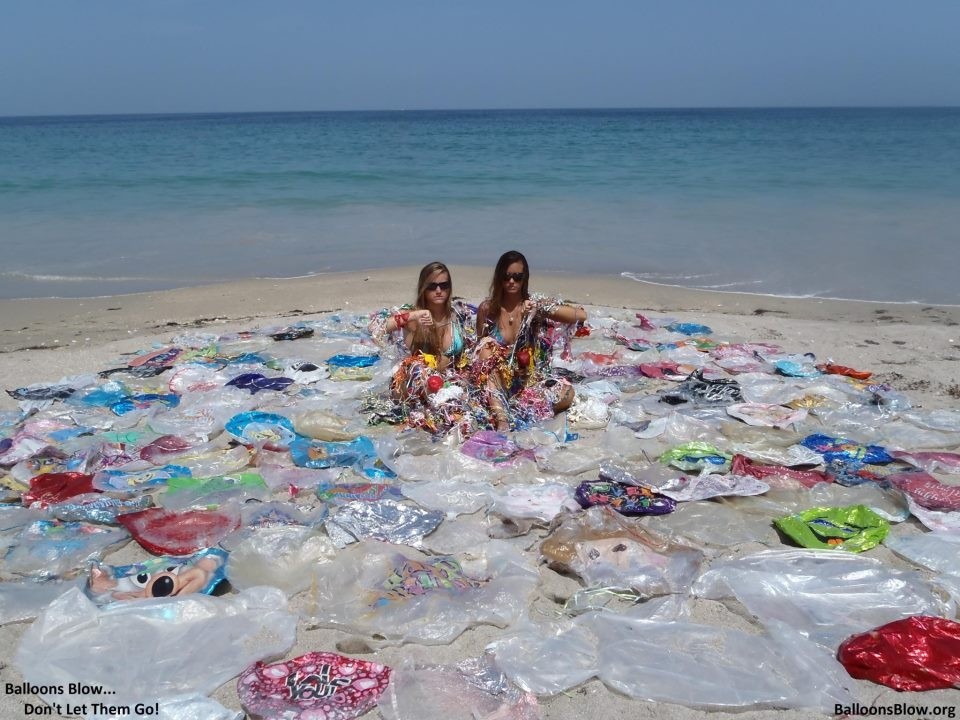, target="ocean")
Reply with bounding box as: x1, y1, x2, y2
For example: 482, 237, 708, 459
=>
1, 107, 958, 304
